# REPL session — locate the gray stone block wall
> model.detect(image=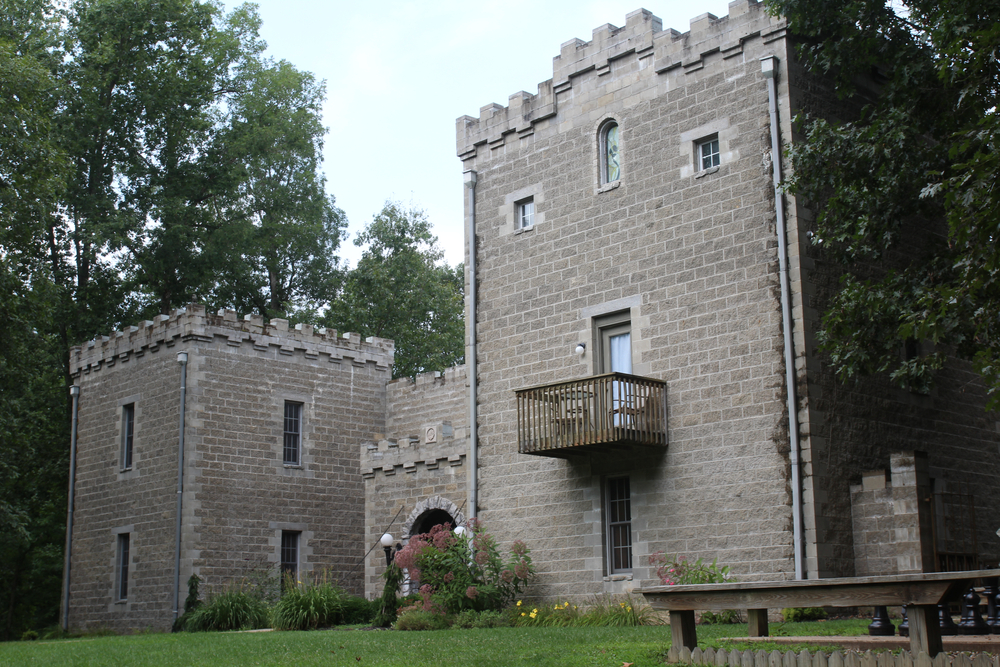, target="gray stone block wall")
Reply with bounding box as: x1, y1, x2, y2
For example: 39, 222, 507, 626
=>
459, 1, 798, 603
67, 305, 393, 631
